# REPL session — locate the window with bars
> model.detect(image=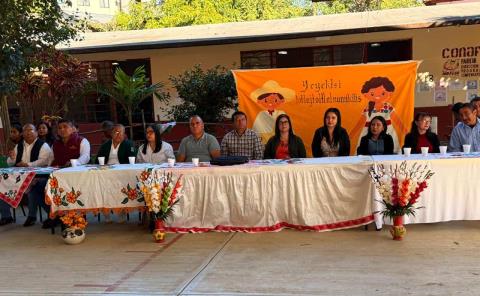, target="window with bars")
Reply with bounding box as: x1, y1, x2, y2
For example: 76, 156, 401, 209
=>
240, 51, 273, 69
67, 61, 114, 123
77, 0, 90, 6
99, 0, 109, 8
